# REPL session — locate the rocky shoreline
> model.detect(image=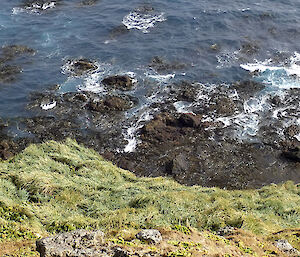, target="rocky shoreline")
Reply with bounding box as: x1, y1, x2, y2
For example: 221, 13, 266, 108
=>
1, 45, 300, 189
